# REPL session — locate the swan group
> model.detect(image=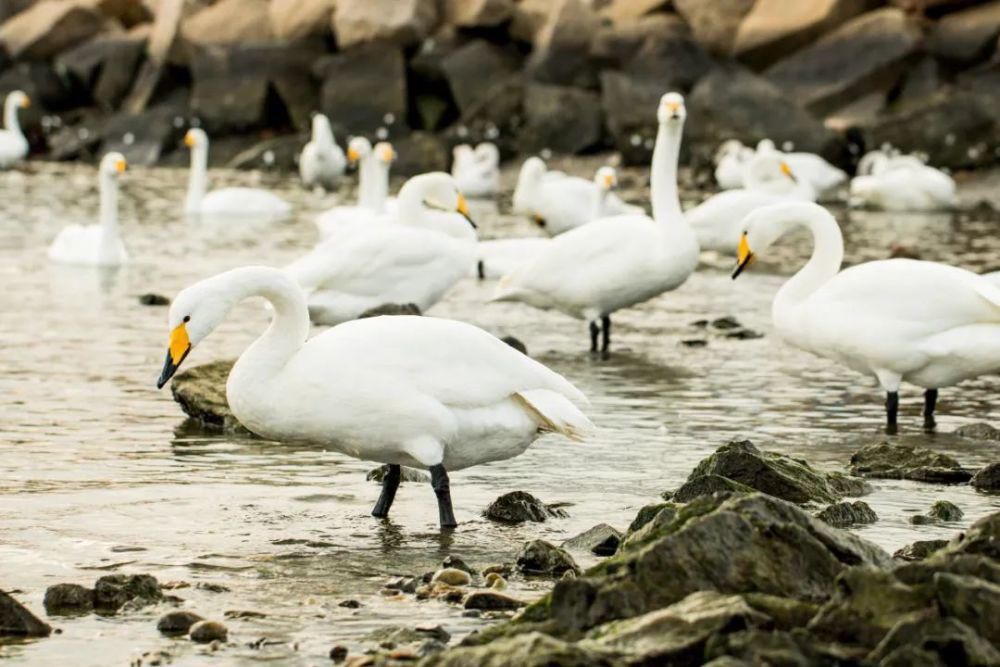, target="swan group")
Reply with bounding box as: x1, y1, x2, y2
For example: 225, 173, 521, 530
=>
712, 138, 845, 199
